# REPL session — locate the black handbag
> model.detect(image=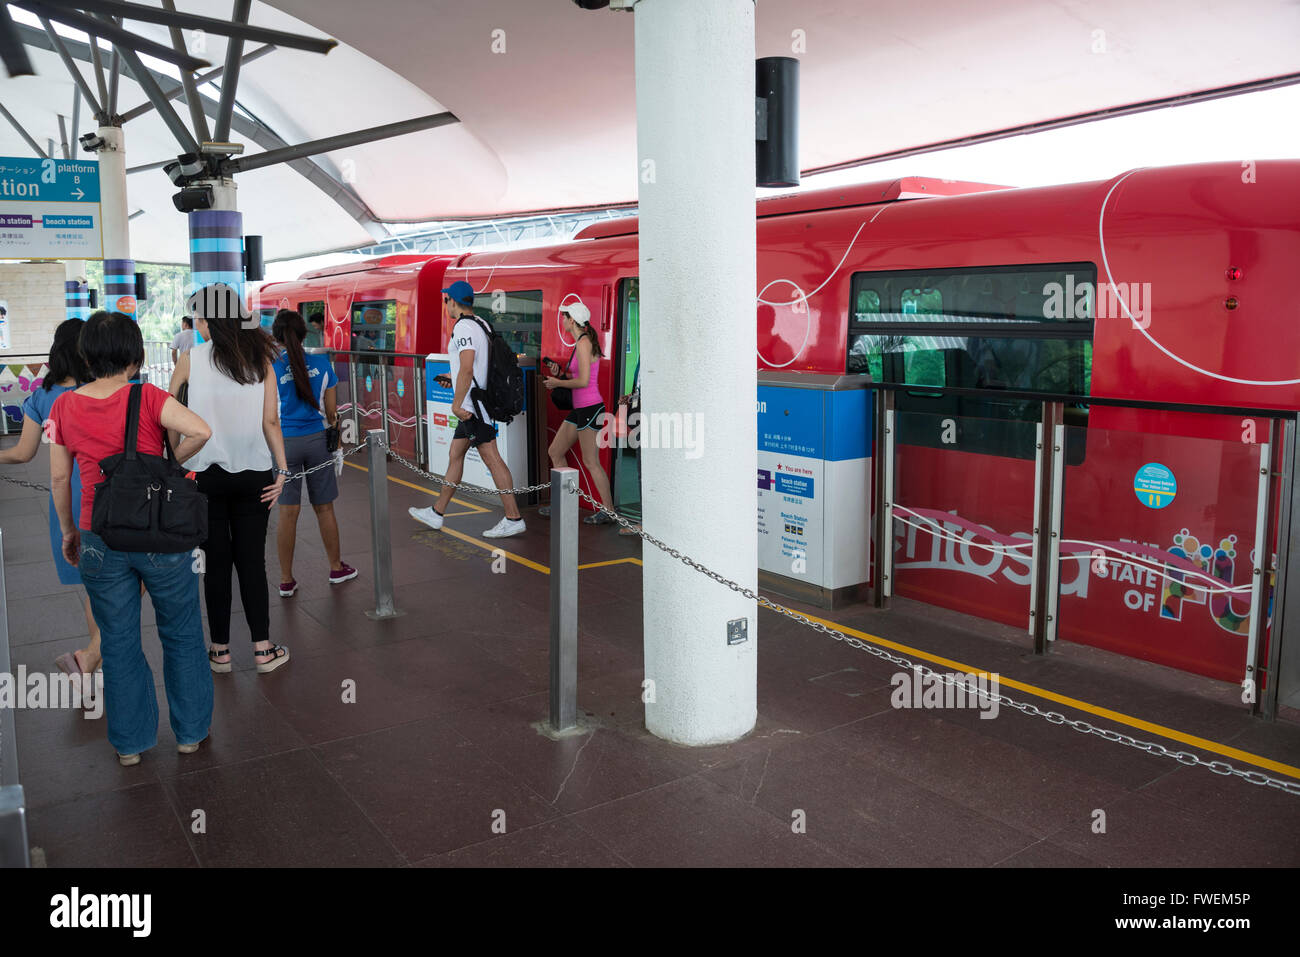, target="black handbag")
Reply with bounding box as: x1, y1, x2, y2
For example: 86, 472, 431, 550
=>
90, 384, 208, 553
325, 424, 340, 453
548, 347, 577, 411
